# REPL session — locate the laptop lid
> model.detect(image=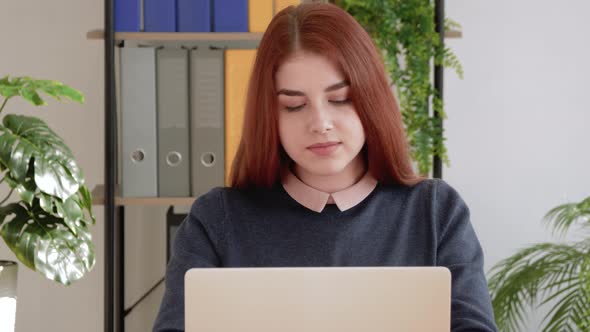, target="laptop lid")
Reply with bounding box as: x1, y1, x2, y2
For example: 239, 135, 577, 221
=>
185, 266, 451, 332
